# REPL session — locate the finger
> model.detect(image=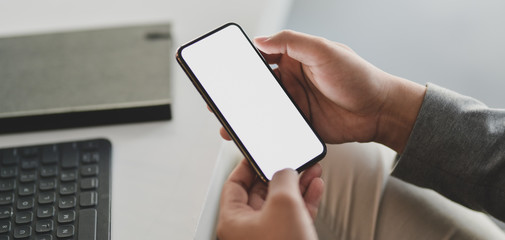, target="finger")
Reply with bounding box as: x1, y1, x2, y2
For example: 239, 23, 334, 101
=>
247, 180, 268, 210
272, 67, 281, 80
221, 159, 256, 206
207, 105, 232, 141
227, 159, 255, 189
220, 127, 232, 141
260, 51, 282, 64
254, 31, 329, 67
303, 177, 324, 220
266, 168, 302, 206
299, 163, 322, 195
256, 50, 282, 79
263, 168, 311, 224
333, 42, 355, 53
